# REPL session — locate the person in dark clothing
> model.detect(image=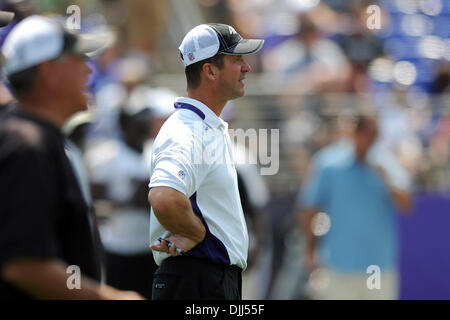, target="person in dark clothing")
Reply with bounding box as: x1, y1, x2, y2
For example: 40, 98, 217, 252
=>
0, 15, 143, 299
